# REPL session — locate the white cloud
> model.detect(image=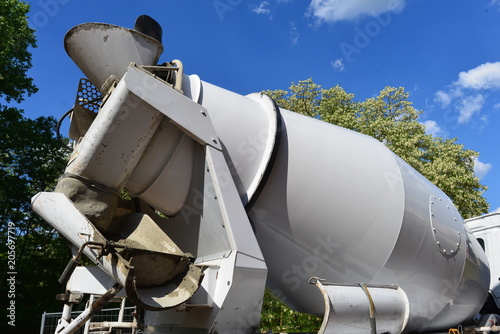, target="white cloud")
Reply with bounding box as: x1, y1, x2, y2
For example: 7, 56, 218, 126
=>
308, 0, 406, 23
434, 62, 500, 124
253, 1, 271, 15
473, 157, 492, 180
492, 207, 500, 214
489, 0, 500, 10
434, 90, 451, 108
456, 62, 500, 90
457, 94, 485, 124
331, 58, 345, 72
422, 120, 446, 137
